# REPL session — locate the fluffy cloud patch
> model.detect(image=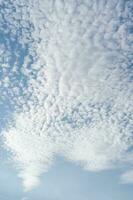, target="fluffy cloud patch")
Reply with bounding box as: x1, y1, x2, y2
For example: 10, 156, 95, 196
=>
0, 0, 133, 190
